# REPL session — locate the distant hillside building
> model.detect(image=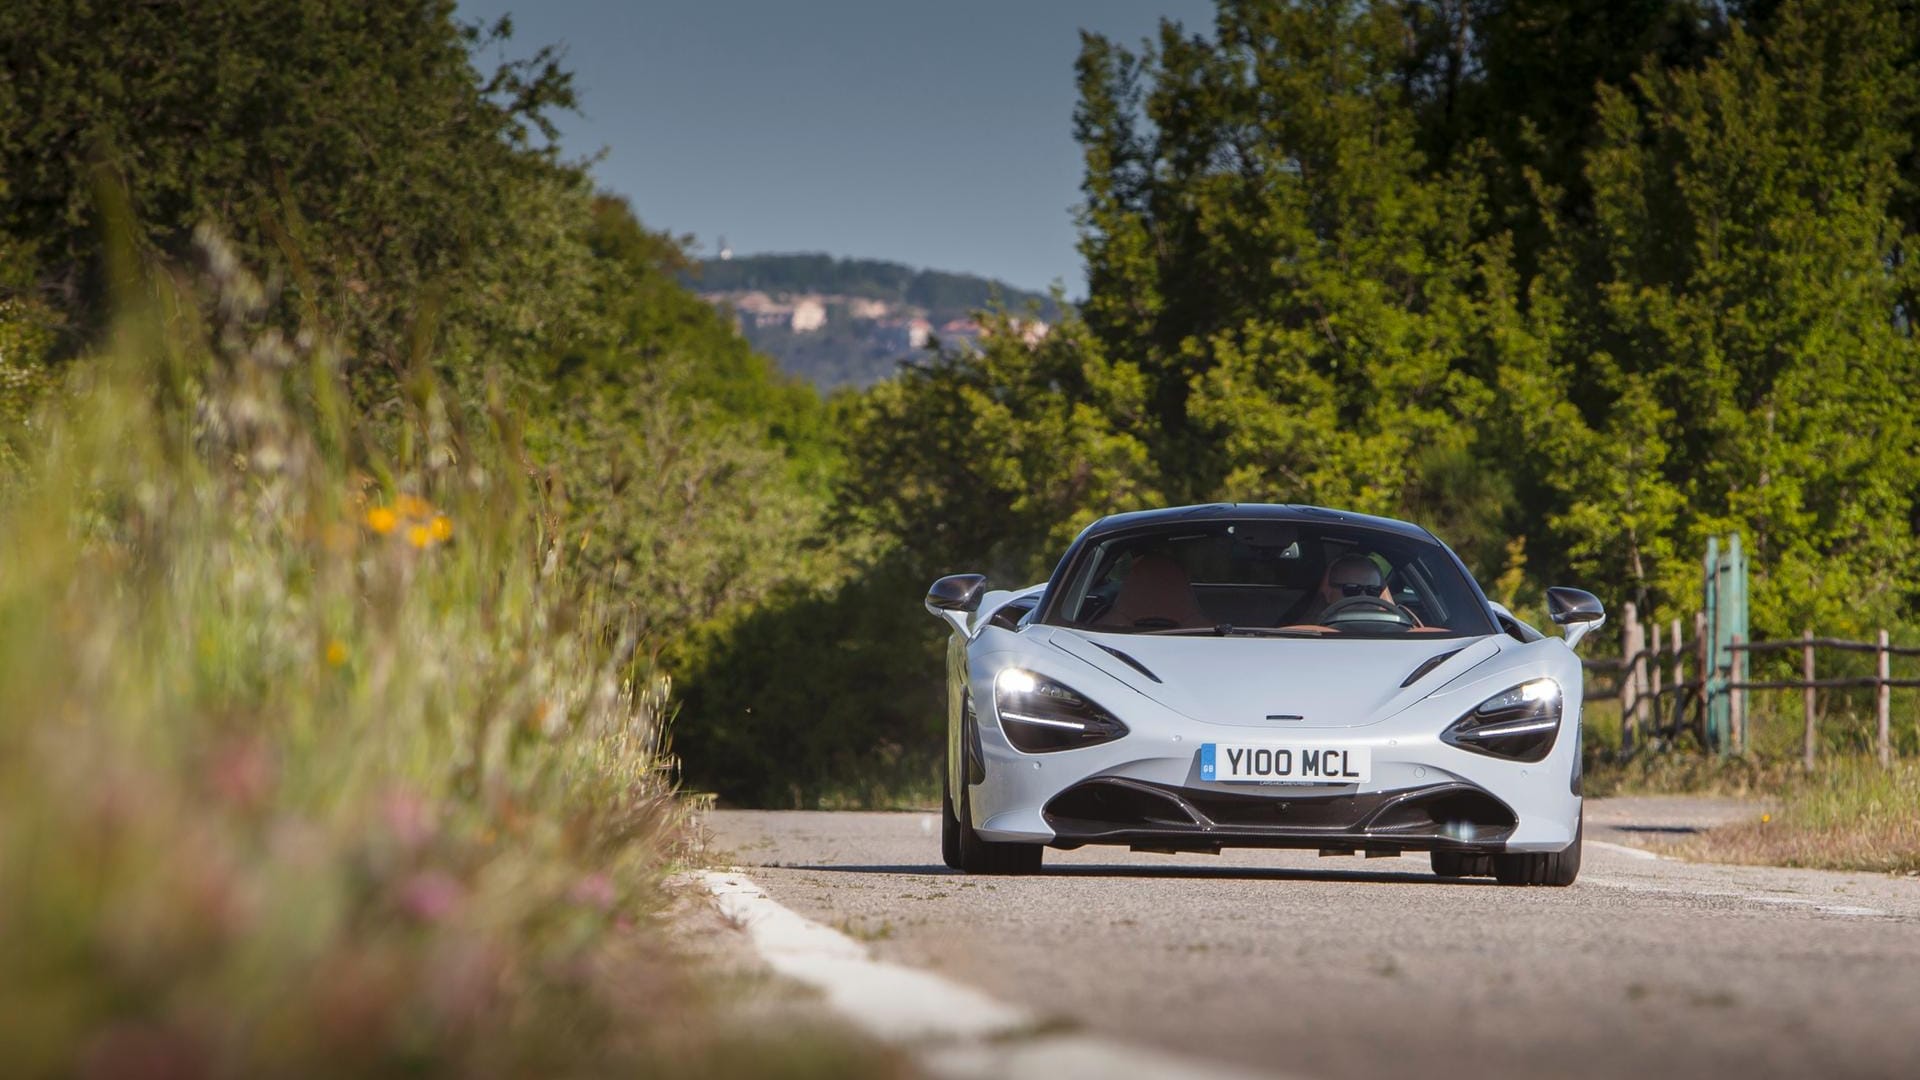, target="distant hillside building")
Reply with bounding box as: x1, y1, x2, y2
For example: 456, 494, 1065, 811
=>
790, 297, 827, 333
724, 291, 793, 329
